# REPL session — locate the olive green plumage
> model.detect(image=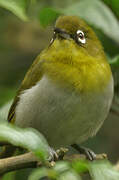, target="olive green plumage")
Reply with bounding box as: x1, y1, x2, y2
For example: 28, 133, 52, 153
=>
6, 16, 113, 156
